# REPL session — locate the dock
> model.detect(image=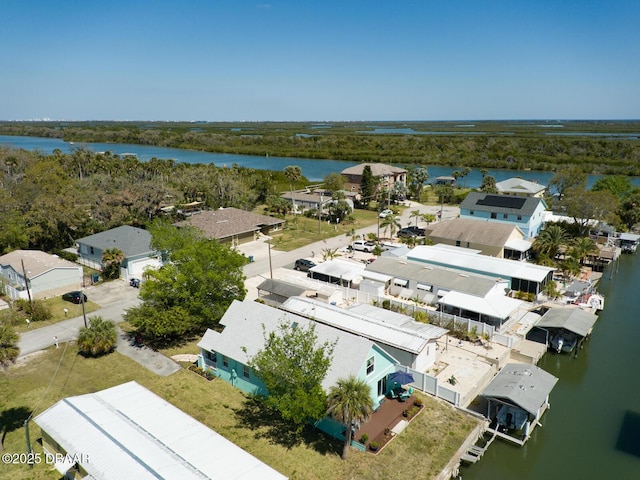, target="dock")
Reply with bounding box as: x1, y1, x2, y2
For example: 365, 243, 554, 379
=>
460, 427, 498, 463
